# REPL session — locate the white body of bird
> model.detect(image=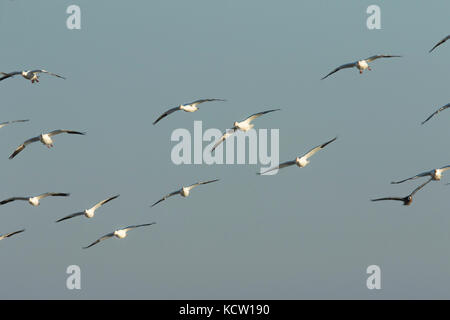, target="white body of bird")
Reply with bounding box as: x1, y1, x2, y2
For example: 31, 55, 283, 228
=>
114, 229, 128, 239
296, 157, 309, 168
181, 187, 190, 197
180, 104, 198, 112
28, 197, 40, 206
356, 60, 370, 72
40, 134, 54, 147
